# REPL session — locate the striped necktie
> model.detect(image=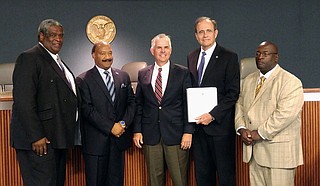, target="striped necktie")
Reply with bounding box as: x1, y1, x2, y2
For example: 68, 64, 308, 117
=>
104, 71, 115, 102
155, 68, 162, 104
